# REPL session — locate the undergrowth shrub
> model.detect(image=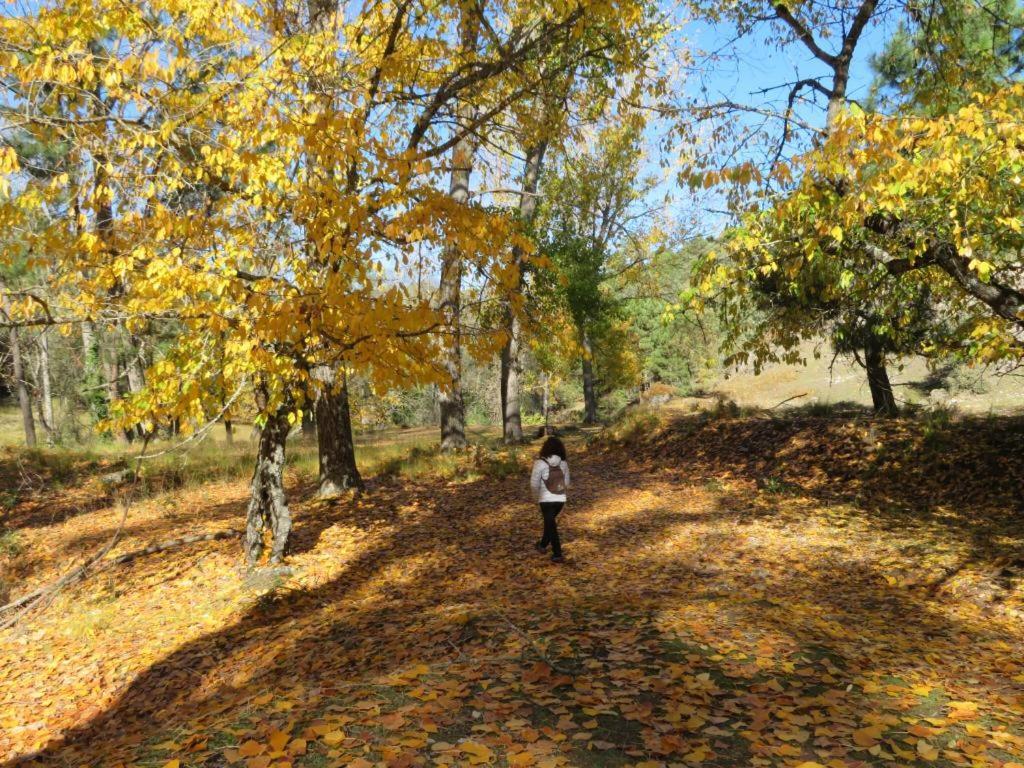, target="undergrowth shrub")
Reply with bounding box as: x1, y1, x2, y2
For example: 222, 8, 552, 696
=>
602, 408, 662, 446
920, 404, 958, 451
376, 444, 523, 482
